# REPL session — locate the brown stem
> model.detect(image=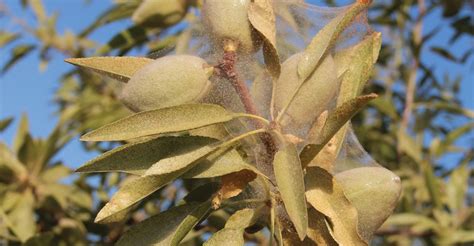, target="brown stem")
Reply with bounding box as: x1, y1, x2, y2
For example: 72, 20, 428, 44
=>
214, 41, 277, 165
